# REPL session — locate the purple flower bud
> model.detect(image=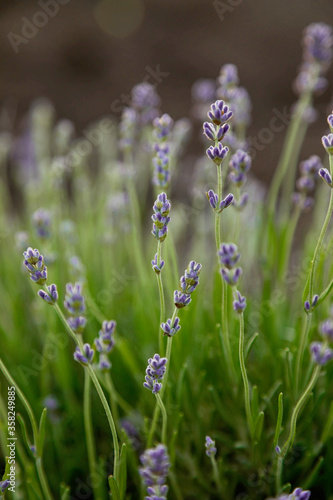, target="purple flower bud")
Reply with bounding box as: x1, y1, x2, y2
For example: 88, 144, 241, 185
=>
153, 114, 174, 140
192, 79, 216, 103
233, 290, 247, 313
131, 83, 160, 125
174, 291, 192, 308
229, 149, 251, 173
95, 320, 116, 353
151, 253, 165, 274
218, 64, 239, 88
32, 208, 52, 239
179, 261, 202, 294
38, 284, 58, 305
310, 342, 333, 365
30, 267, 48, 285
300, 155, 322, 175
275, 446, 281, 455
304, 301, 311, 312
74, 343, 94, 365
206, 144, 229, 164
139, 444, 170, 497
68, 316, 87, 334
206, 189, 218, 210
98, 353, 111, 371
144, 354, 167, 394
0, 480, 10, 492
322, 133, 333, 154
290, 487, 311, 500
205, 436, 217, 457
207, 100, 233, 125
218, 243, 240, 269
328, 113, 333, 132
203, 122, 230, 142
221, 267, 242, 286
64, 282, 86, 315
318, 167, 332, 186
229, 170, 247, 186
232, 192, 249, 211
303, 23, 333, 65
219, 193, 234, 211
152, 193, 171, 242
320, 319, 333, 340
161, 317, 181, 337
